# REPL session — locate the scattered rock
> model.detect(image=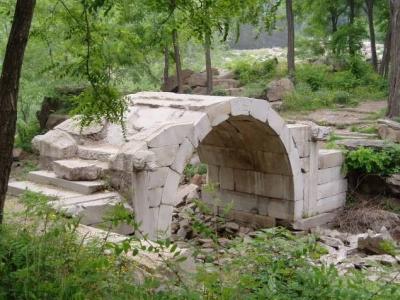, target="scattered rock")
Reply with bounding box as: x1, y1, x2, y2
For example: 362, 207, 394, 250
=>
319, 236, 344, 250
358, 229, 394, 255
266, 78, 294, 102
362, 254, 398, 267
225, 222, 239, 232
